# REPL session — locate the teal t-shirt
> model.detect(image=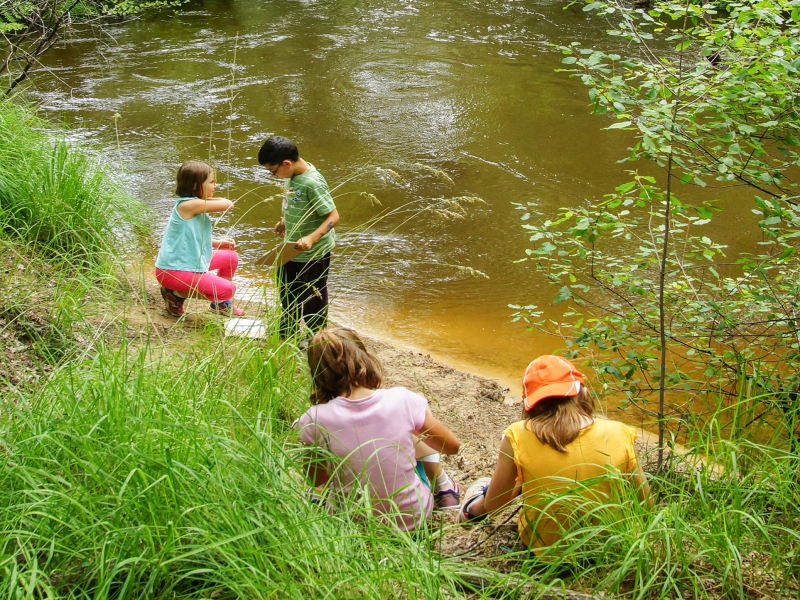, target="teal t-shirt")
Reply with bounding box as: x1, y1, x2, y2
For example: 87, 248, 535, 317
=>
154, 198, 213, 273
282, 164, 336, 263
